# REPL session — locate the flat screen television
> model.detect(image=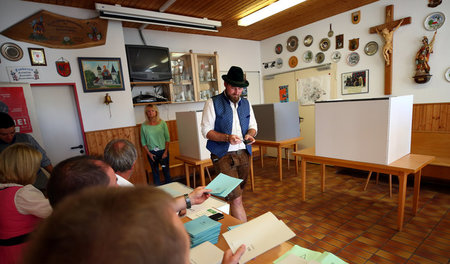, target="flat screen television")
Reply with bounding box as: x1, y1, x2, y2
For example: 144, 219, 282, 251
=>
125, 45, 172, 82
